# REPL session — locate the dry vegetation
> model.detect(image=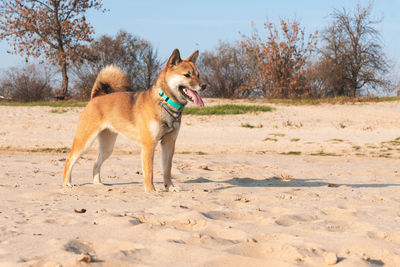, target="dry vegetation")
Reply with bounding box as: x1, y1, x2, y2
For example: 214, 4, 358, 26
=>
0, 2, 398, 102
0, 0, 105, 98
